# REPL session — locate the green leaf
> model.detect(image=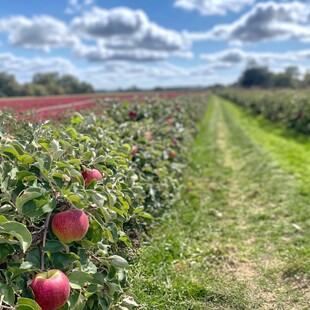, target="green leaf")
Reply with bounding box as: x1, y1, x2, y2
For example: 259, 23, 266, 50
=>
68, 271, 93, 289
16, 297, 42, 310
66, 127, 78, 139
16, 187, 43, 213
98, 297, 109, 310
0, 283, 15, 306
0, 243, 14, 261
41, 196, 57, 213
0, 215, 8, 223
107, 192, 116, 208
137, 212, 153, 220
19, 261, 34, 270
67, 194, 83, 208
71, 113, 84, 125
2, 145, 21, 159
88, 191, 105, 208
50, 252, 80, 269
120, 296, 139, 309
25, 248, 41, 269
0, 204, 13, 213
19, 155, 35, 165
0, 221, 32, 252
52, 150, 66, 160
107, 255, 129, 268
45, 240, 67, 253
91, 155, 105, 164
51, 139, 60, 152
67, 291, 86, 310
134, 206, 144, 213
